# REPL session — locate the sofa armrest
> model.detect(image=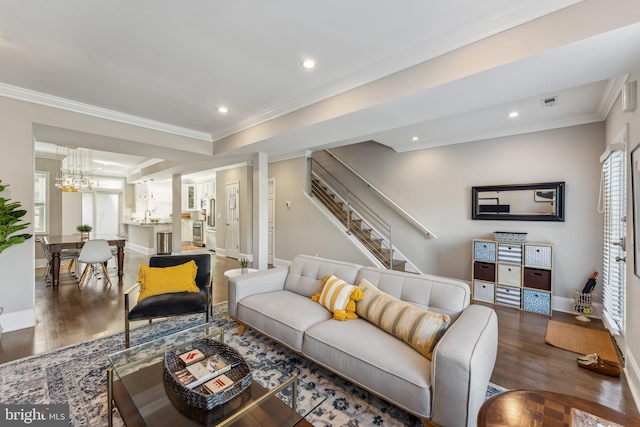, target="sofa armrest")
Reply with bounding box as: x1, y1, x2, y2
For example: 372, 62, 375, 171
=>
430, 304, 498, 427
227, 267, 289, 318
